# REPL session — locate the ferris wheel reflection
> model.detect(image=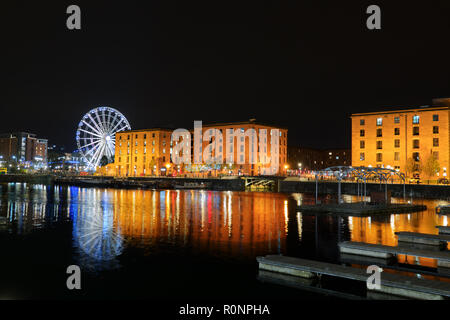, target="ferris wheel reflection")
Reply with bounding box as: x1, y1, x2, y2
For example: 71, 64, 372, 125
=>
71, 189, 123, 266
